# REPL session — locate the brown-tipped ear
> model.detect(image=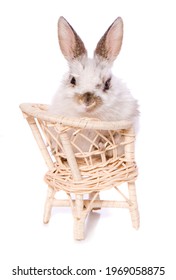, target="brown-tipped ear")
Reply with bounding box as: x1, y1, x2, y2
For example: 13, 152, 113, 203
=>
58, 16, 87, 61
94, 17, 123, 62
